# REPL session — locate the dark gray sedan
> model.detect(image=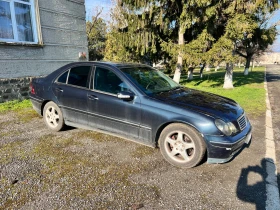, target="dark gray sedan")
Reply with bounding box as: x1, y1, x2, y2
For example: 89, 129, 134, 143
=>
30, 62, 252, 168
